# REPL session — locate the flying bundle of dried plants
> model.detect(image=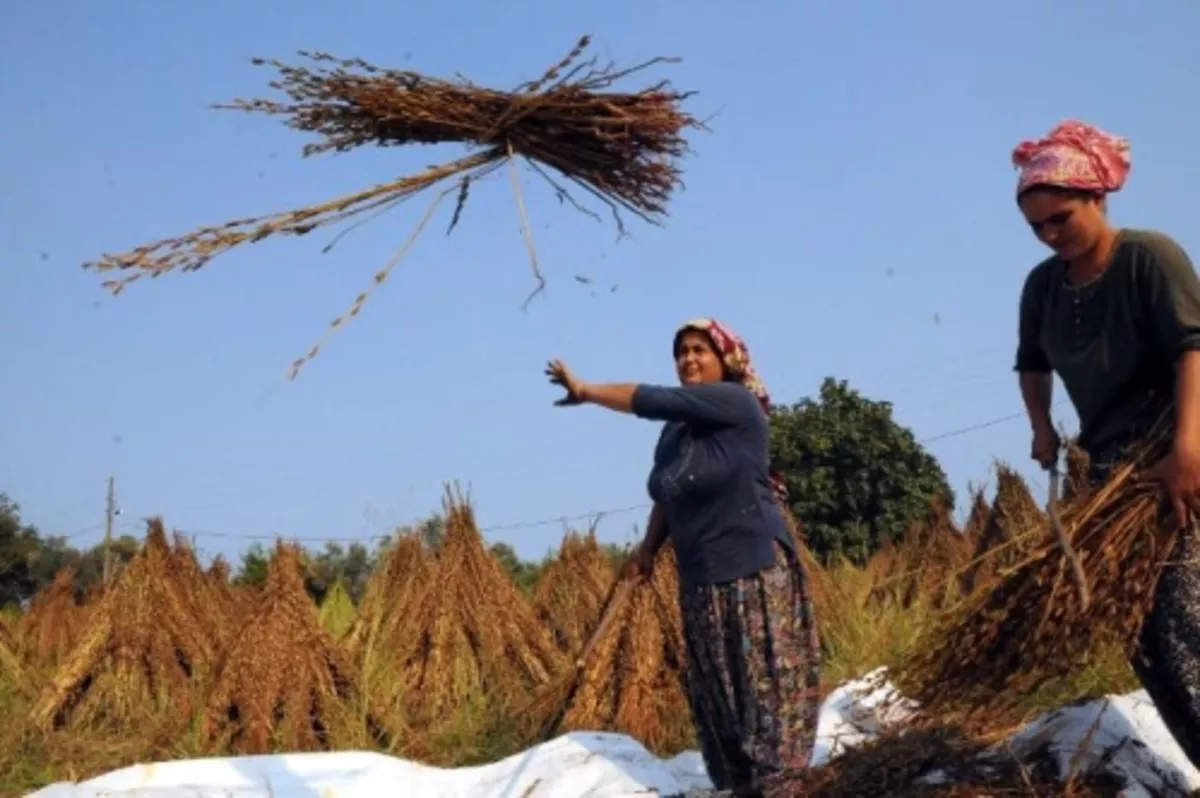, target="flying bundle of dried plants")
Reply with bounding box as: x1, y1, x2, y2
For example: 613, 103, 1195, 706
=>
83, 36, 700, 379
